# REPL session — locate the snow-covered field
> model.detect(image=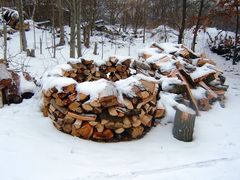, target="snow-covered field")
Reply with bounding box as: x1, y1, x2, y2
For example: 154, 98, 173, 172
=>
0, 25, 240, 180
